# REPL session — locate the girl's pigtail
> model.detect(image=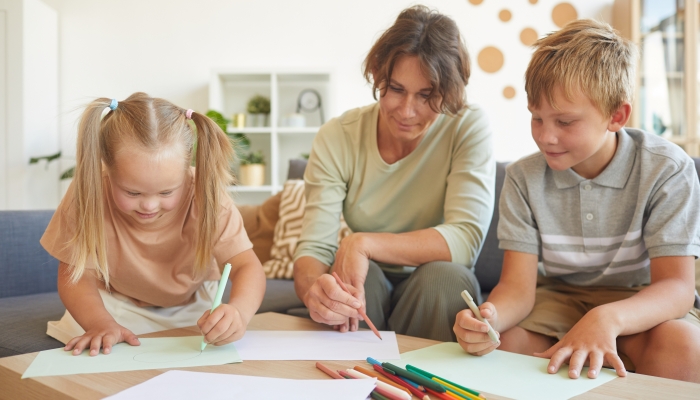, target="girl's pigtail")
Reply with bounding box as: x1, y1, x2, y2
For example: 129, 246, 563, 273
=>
68, 98, 112, 288
189, 111, 235, 277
